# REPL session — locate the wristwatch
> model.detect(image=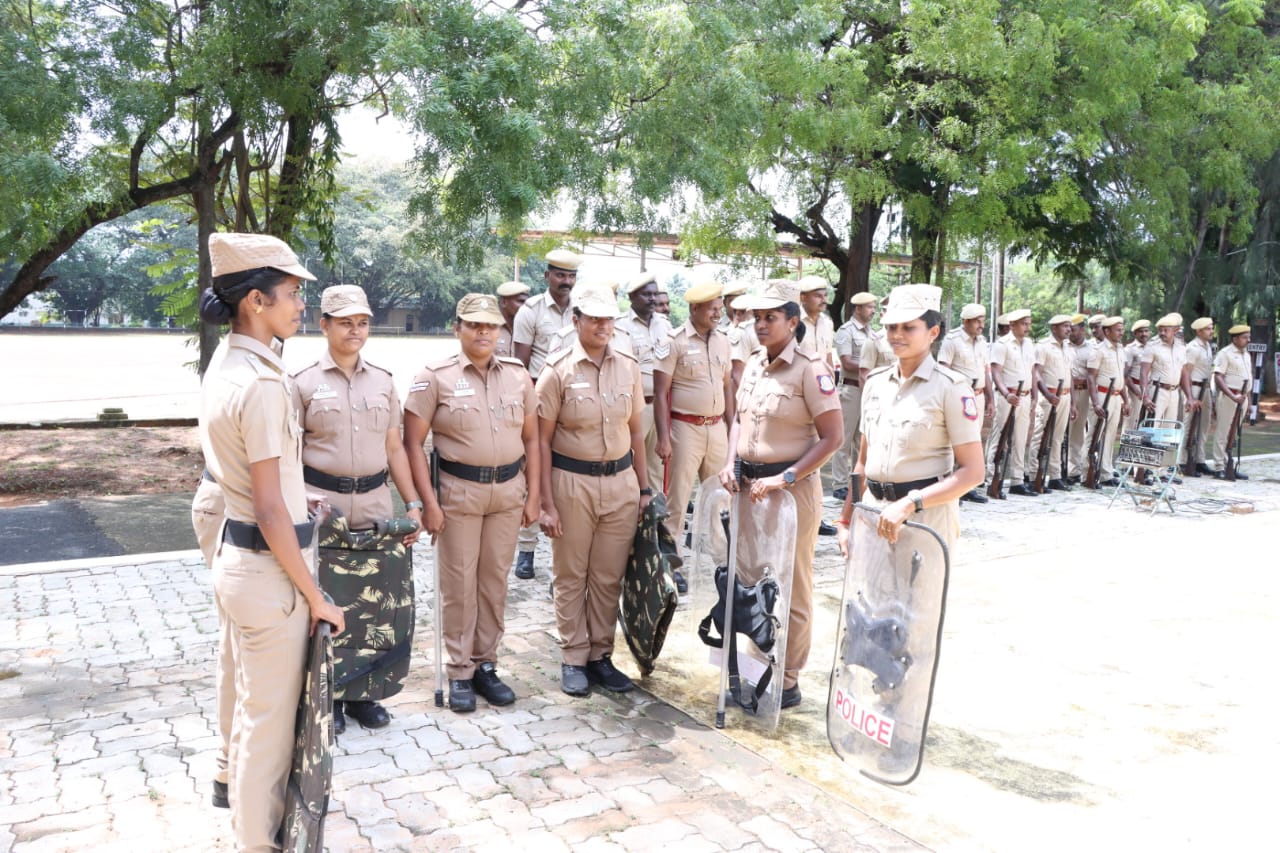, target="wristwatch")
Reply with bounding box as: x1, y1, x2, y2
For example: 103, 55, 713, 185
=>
405, 500, 424, 511
782, 469, 797, 487
907, 489, 925, 514
640, 488, 654, 496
